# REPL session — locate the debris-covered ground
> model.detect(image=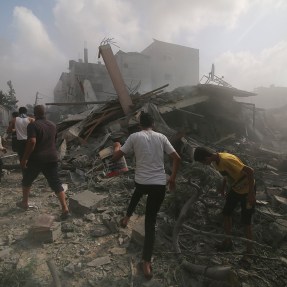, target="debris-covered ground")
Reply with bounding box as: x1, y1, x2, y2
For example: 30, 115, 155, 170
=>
2, 81, 287, 286
1, 134, 287, 287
